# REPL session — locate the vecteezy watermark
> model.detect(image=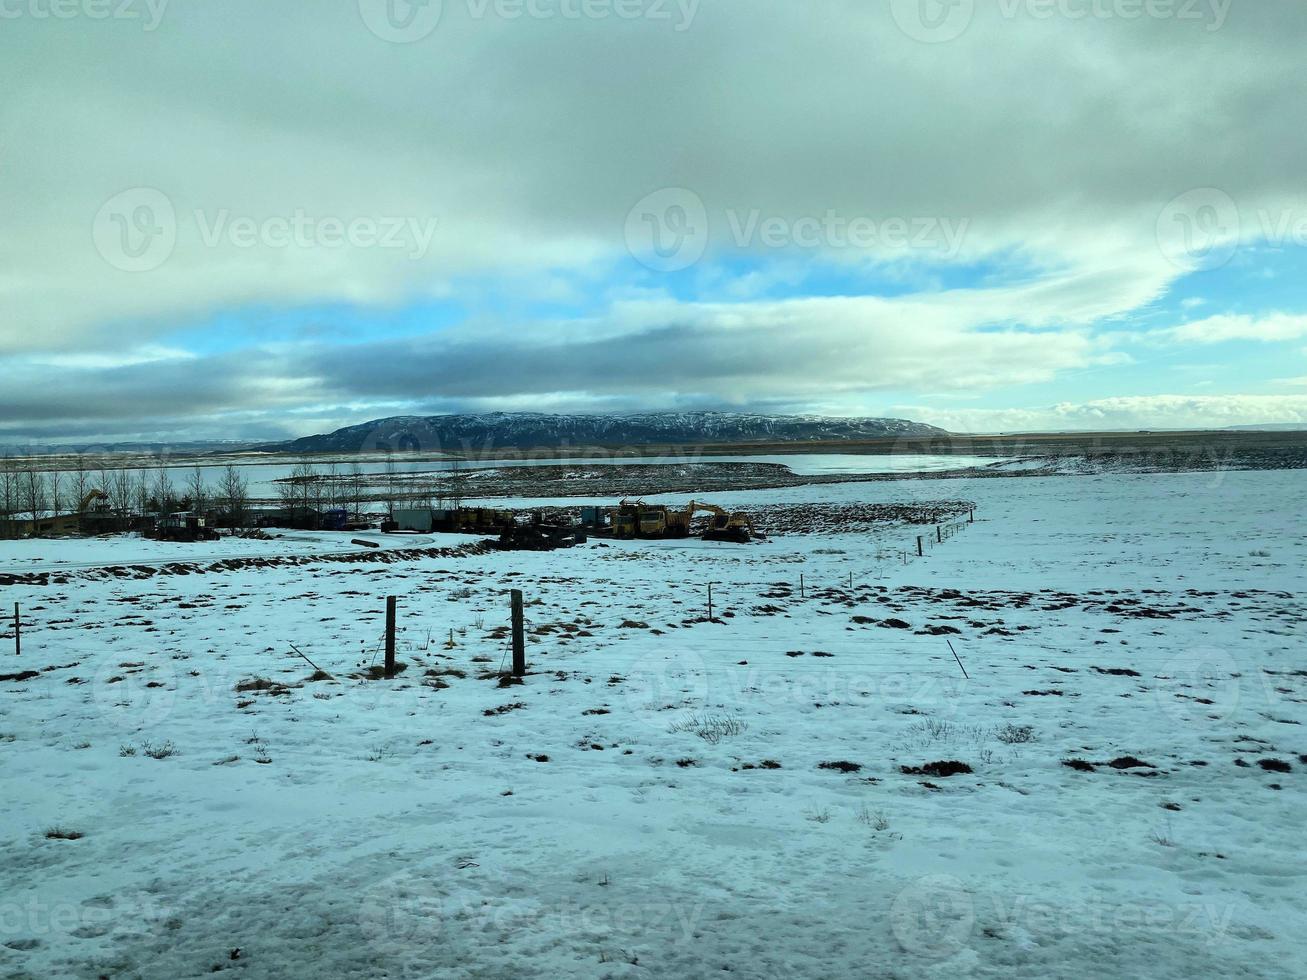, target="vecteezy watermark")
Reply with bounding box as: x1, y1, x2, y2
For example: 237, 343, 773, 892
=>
1156, 187, 1240, 271
1000, 0, 1230, 29
0, 892, 174, 943
1158, 188, 1307, 272
620, 647, 711, 729
1154, 646, 1242, 725
357, 0, 444, 43
93, 187, 177, 273
194, 210, 439, 259
91, 651, 178, 731
890, 0, 975, 43
624, 187, 710, 272
465, 0, 698, 30
891, 0, 1230, 42
625, 188, 969, 272
726, 209, 968, 257
890, 875, 975, 959
93, 188, 439, 271
358, 0, 697, 42
359, 867, 705, 958
0, 0, 169, 29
